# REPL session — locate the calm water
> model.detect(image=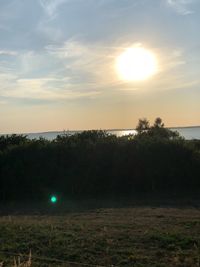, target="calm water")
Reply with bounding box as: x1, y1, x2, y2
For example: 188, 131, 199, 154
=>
25, 127, 200, 140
